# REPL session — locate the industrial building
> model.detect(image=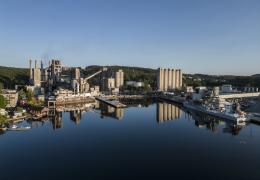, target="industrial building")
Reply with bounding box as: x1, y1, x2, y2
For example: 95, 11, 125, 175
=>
1, 89, 18, 108
29, 60, 41, 87
100, 69, 124, 94
126, 81, 144, 88
115, 69, 124, 88
157, 68, 183, 91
